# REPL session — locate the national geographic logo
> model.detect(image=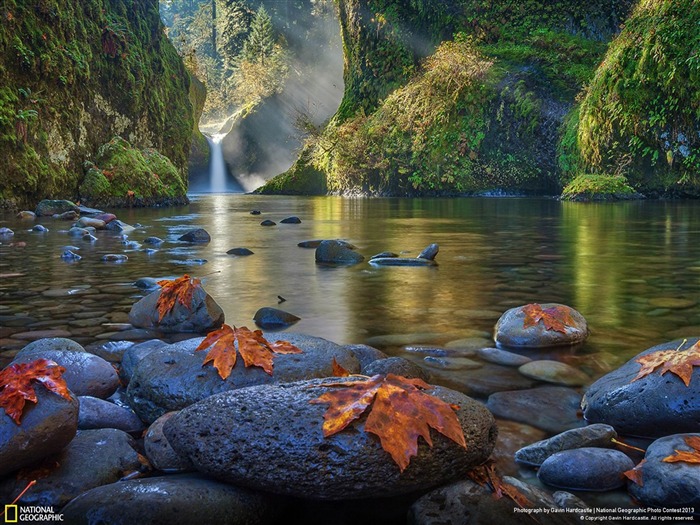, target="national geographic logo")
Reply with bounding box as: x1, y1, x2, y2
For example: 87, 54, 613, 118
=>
3, 505, 64, 522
